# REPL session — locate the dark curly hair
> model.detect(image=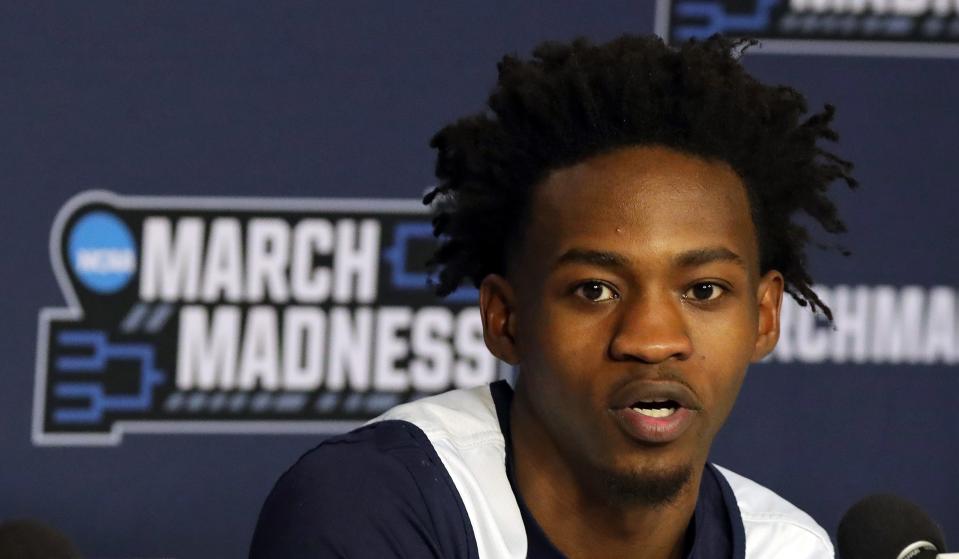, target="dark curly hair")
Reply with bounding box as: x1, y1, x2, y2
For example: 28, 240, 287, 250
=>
423, 34, 857, 320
